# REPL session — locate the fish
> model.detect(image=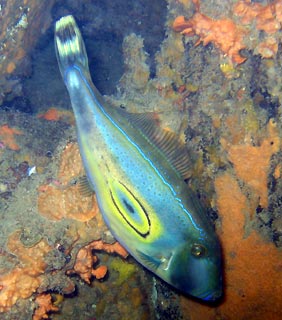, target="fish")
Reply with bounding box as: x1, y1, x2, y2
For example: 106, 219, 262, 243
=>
54, 15, 222, 301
